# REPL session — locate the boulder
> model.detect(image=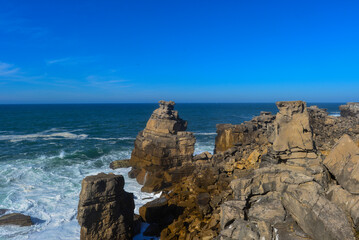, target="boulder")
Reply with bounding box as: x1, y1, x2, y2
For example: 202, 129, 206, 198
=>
0, 213, 33, 226
272, 101, 316, 160
129, 100, 196, 192
323, 134, 359, 194
77, 173, 134, 240
340, 102, 359, 118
